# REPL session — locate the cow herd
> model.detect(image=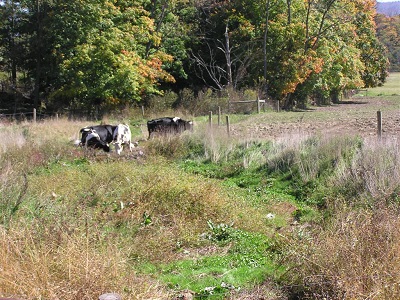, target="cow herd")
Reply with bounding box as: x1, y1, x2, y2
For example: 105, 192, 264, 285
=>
77, 117, 193, 154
